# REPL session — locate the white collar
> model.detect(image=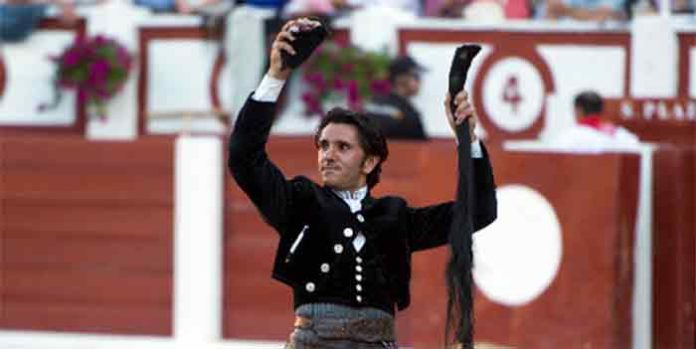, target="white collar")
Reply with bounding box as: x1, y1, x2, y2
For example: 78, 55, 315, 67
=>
332, 186, 368, 202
